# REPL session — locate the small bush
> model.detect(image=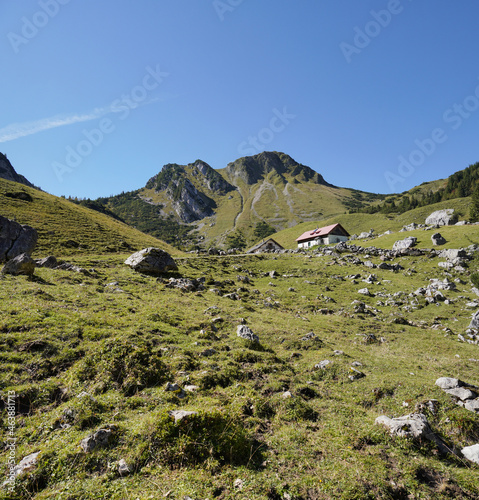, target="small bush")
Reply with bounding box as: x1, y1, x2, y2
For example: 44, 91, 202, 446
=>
146, 409, 259, 468
197, 363, 243, 389
471, 272, 479, 289
276, 397, 318, 422
71, 337, 169, 395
